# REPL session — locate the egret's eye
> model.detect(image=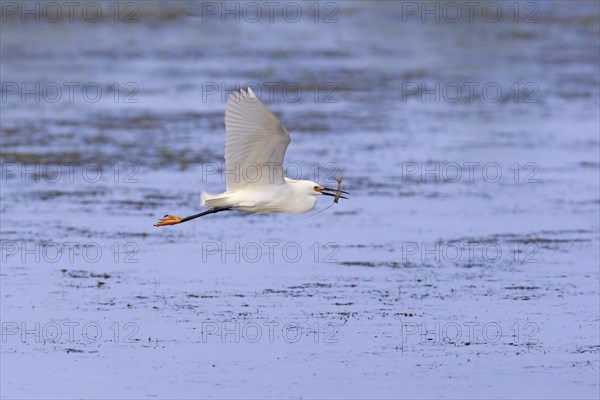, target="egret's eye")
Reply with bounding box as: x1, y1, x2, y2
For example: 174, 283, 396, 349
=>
314, 186, 319, 191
